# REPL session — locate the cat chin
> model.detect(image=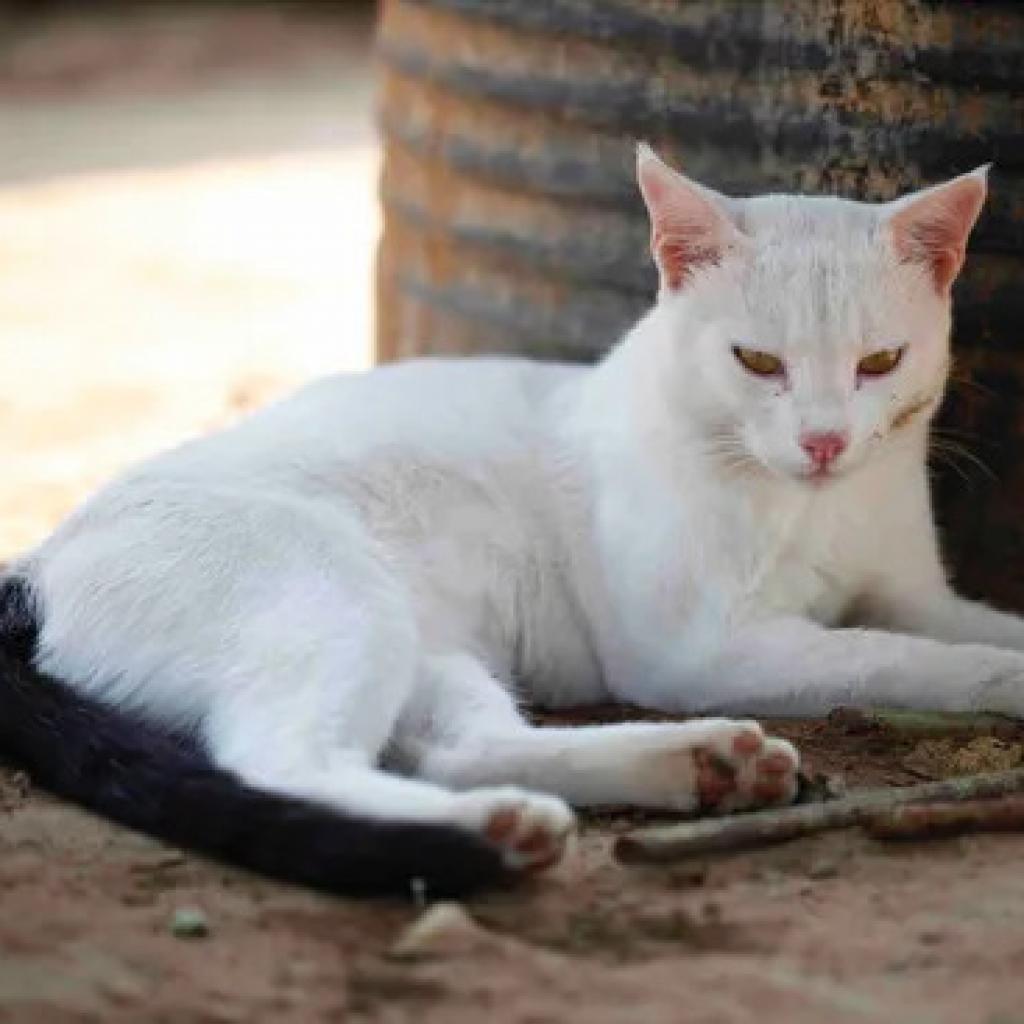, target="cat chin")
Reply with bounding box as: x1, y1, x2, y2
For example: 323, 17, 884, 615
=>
803, 470, 837, 487
753, 459, 846, 486
742, 452, 840, 486
794, 461, 863, 487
